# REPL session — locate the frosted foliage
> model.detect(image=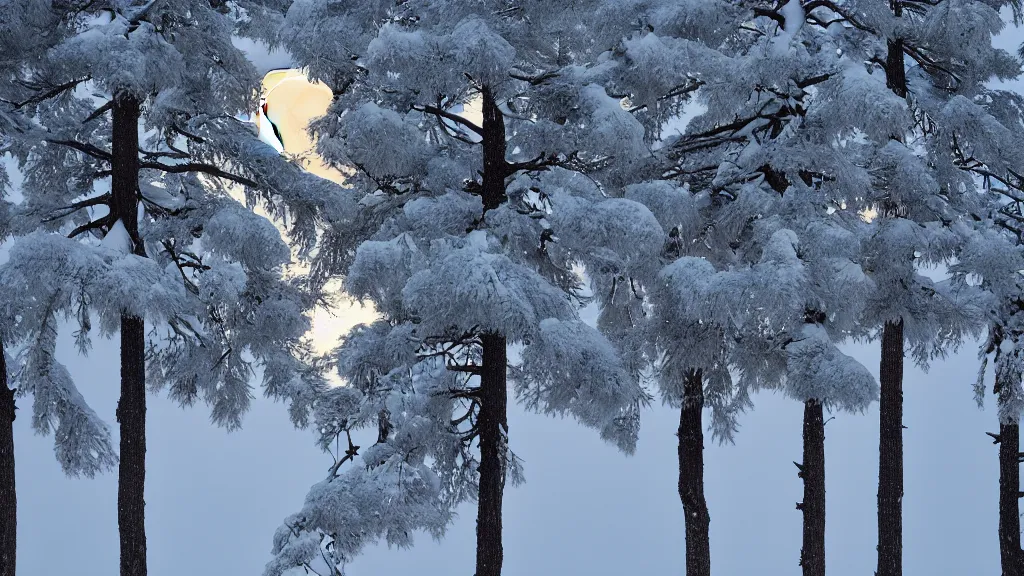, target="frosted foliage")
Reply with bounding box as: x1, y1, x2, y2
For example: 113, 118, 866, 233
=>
1, 233, 189, 333
50, 15, 185, 99
335, 322, 418, 397
516, 319, 647, 453
90, 251, 191, 333
345, 235, 424, 317
401, 235, 575, 342
1, 0, 339, 488
809, 62, 912, 144
326, 103, 430, 181
785, 324, 878, 412
617, 35, 718, 113
266, 455, 449, 576
401, 191, 482, 241
550, 196, 664, 283
917, 0, 1018, 84
249, 0, 788, 569
624, 180, 704, 240
448, 18, 516, 89
12, 313, 118, 478
577, 84, 647, 163
365, 26, 463, 102
266, 360, 472, 576
203, 205, 291, 269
